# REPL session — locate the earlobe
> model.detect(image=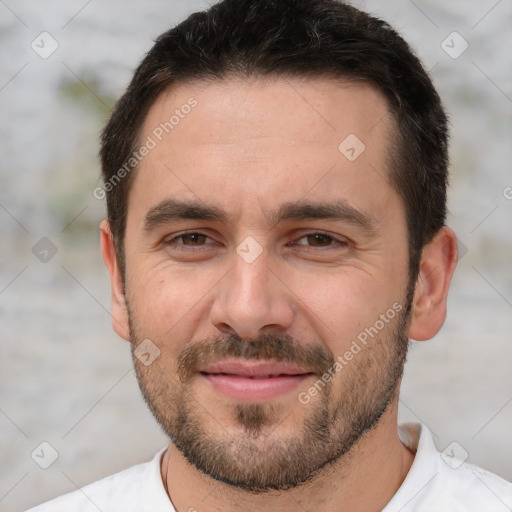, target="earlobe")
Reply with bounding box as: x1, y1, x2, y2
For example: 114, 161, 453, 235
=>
100, 219, 131, 341
408, 226, 458, 341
